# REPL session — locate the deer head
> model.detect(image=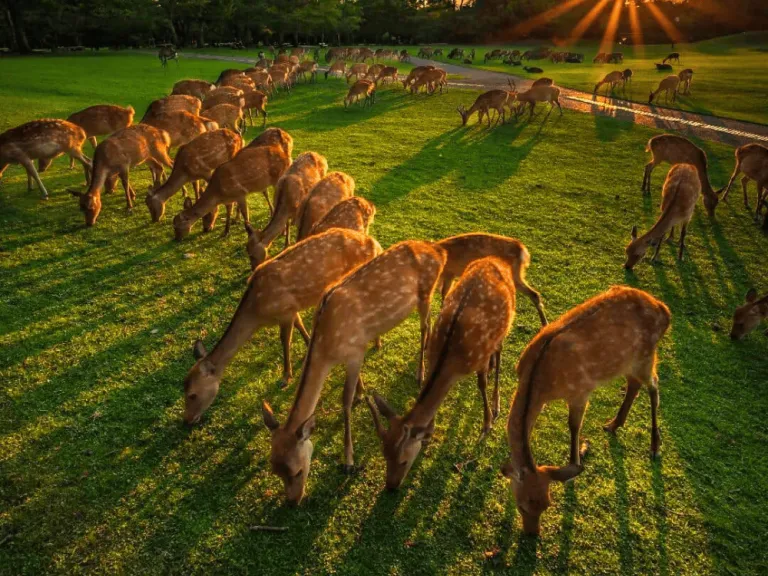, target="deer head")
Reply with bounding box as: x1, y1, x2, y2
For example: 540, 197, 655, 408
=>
456, 105, 469, 126
69, 190, 101, 227
245, 222, 268, 269
182, 340, 221, 424
145, 189, 165, 222
262, 402, 315, 505
507, 79, 517, 92
731, 288, 766, 340
501, 461, 583, 535
624, 225, 654, 270
366, 393, 433, 490
173, 212, 194, 241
